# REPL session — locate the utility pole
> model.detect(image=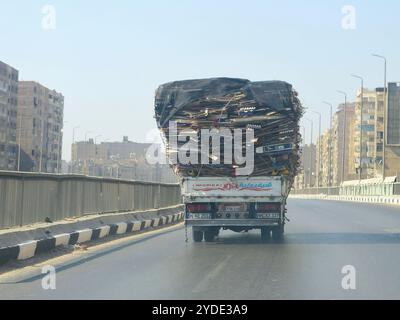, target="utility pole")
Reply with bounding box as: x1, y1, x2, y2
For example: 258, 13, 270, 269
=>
56, 121, 67, 173
311, 110, 322, 188
304, 118, 314, 188
323, 102, 334, 187
300, 125, 306, 189
39, 116, 45, 173
372, 54, 387, 180
351, 74, 364, 181
72, 126, 80, 144
337, 91, 348, 184
17, 114, 23, 171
